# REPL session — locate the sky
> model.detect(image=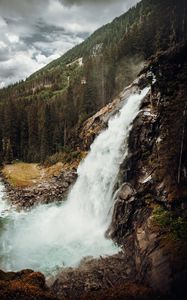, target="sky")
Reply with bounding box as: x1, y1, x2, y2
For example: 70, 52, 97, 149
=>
0, 0, 139, 88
